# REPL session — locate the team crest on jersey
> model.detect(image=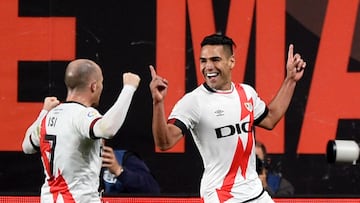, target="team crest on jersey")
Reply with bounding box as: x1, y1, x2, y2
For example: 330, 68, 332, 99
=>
244, 102, 253, 112
87, 111, 97, 117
